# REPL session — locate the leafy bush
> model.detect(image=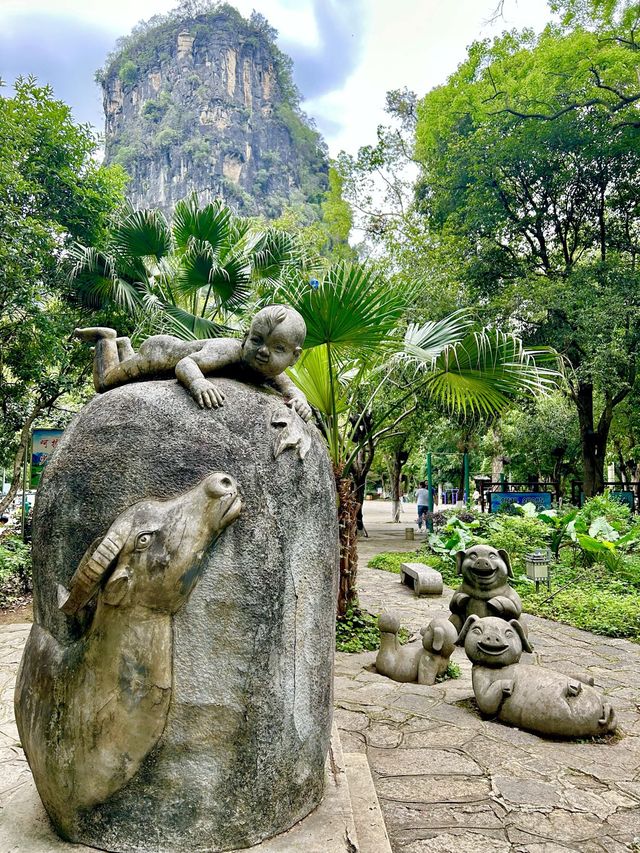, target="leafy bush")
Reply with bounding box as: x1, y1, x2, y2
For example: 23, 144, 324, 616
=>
578, 493, 632, 530
335, 608, 382, 653
118, 60, 139, 87
0, 535, 32, 607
